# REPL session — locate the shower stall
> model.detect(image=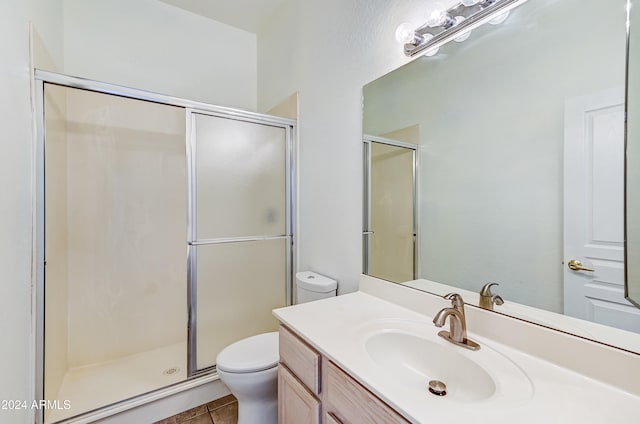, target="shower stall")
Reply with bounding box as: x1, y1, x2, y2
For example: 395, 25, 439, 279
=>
34, 71, 295, 423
